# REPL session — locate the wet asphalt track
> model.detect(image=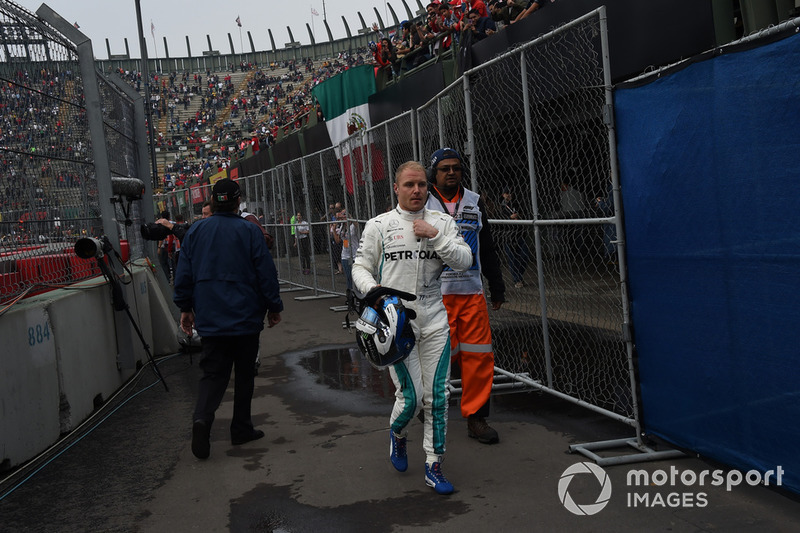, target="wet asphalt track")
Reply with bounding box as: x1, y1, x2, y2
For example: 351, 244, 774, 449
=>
1, 290, 799, 532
